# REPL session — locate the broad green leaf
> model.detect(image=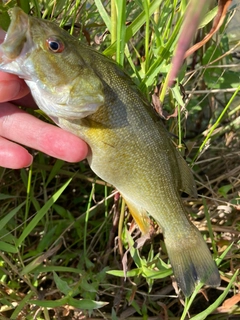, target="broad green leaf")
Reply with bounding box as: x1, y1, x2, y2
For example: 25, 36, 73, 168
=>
53, 272, 72, 296
218, 184, 233, 198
